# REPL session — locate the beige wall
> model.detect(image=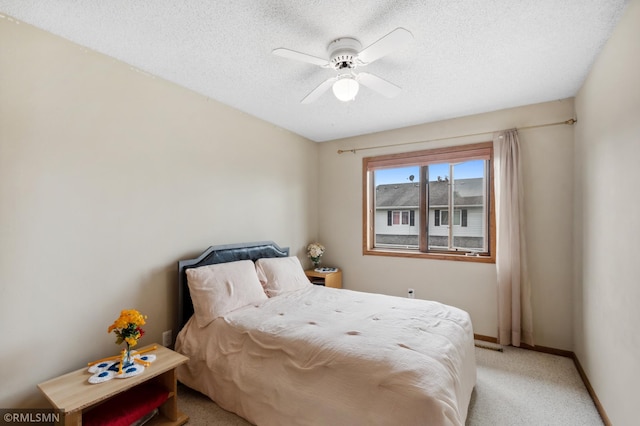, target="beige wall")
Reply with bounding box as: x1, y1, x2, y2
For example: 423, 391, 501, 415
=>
574, 1, 640, 424
318, 99, 576, 347
0, 18, 317, 407
3, 3, 637, 421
